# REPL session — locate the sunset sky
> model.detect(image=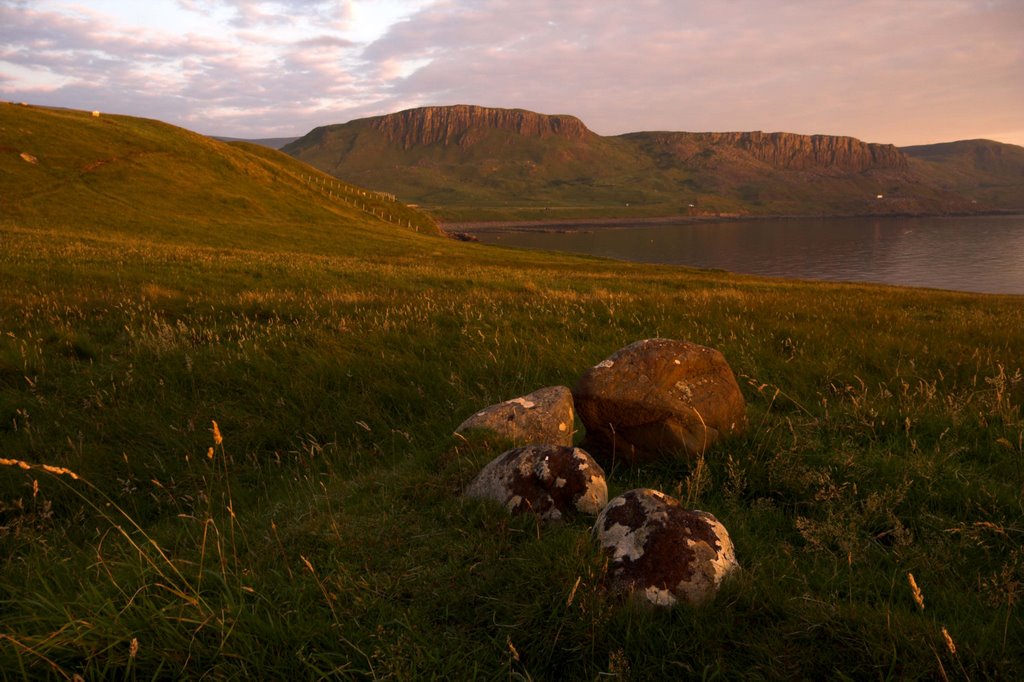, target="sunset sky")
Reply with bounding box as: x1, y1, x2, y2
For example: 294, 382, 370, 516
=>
2, 0, 1021, 146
